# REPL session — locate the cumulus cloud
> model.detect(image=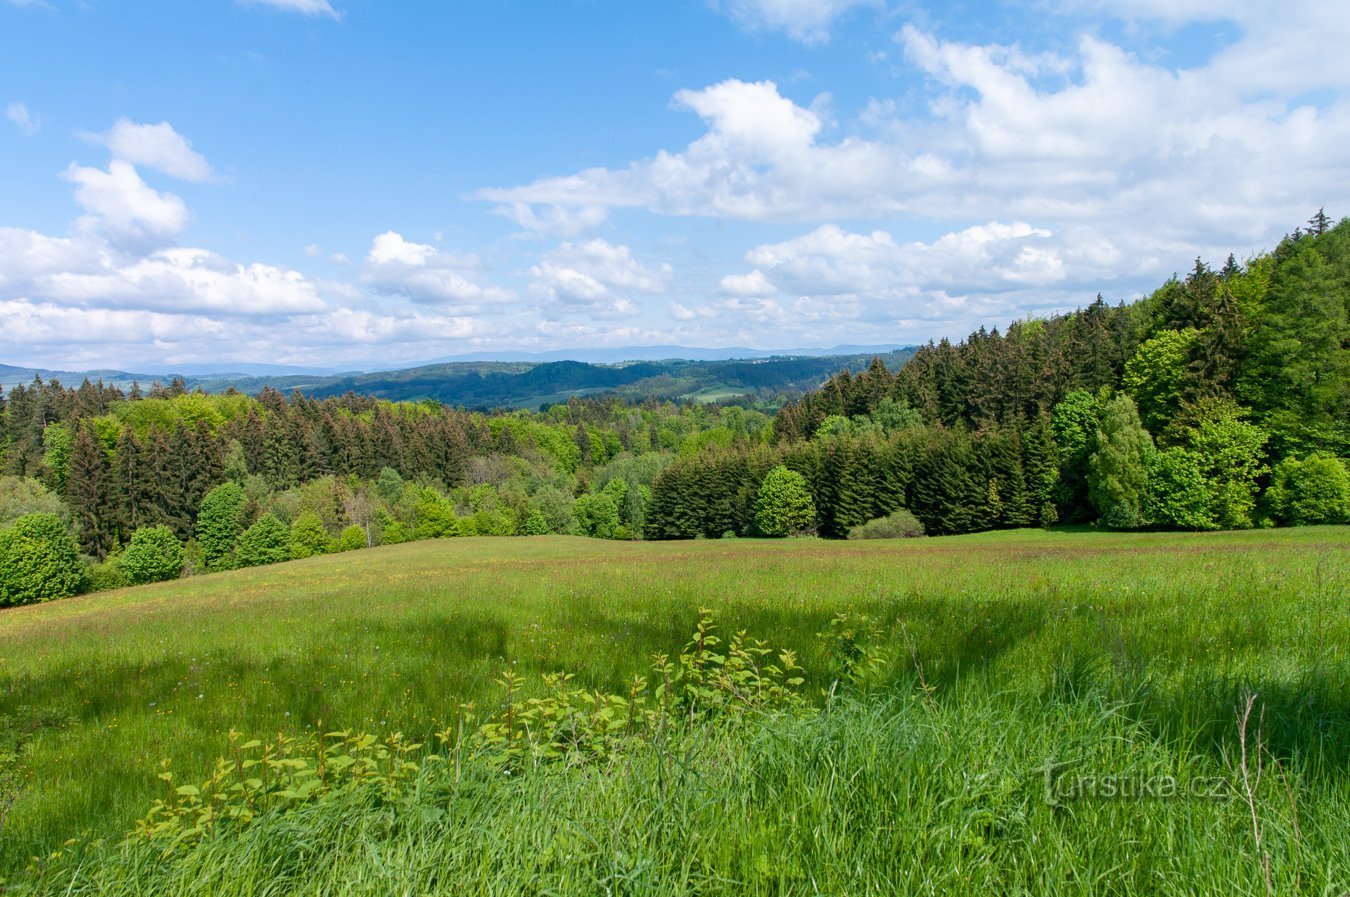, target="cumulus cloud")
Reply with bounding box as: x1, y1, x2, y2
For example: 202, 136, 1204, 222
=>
363, 231, 515, 308
716, 0, 880, 44
530, 239, 673, 317
64, 161, 190, 246
6, 101, 40, 136
481, 15, 1350, 280
86, 119, 215, 182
